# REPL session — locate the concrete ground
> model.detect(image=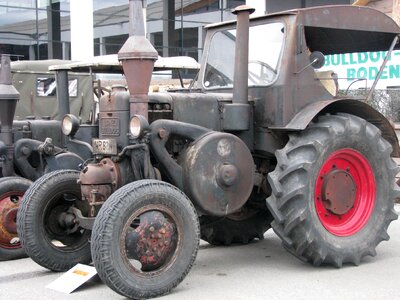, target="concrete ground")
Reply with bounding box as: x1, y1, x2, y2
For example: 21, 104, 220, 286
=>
1, 205, 400, 300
